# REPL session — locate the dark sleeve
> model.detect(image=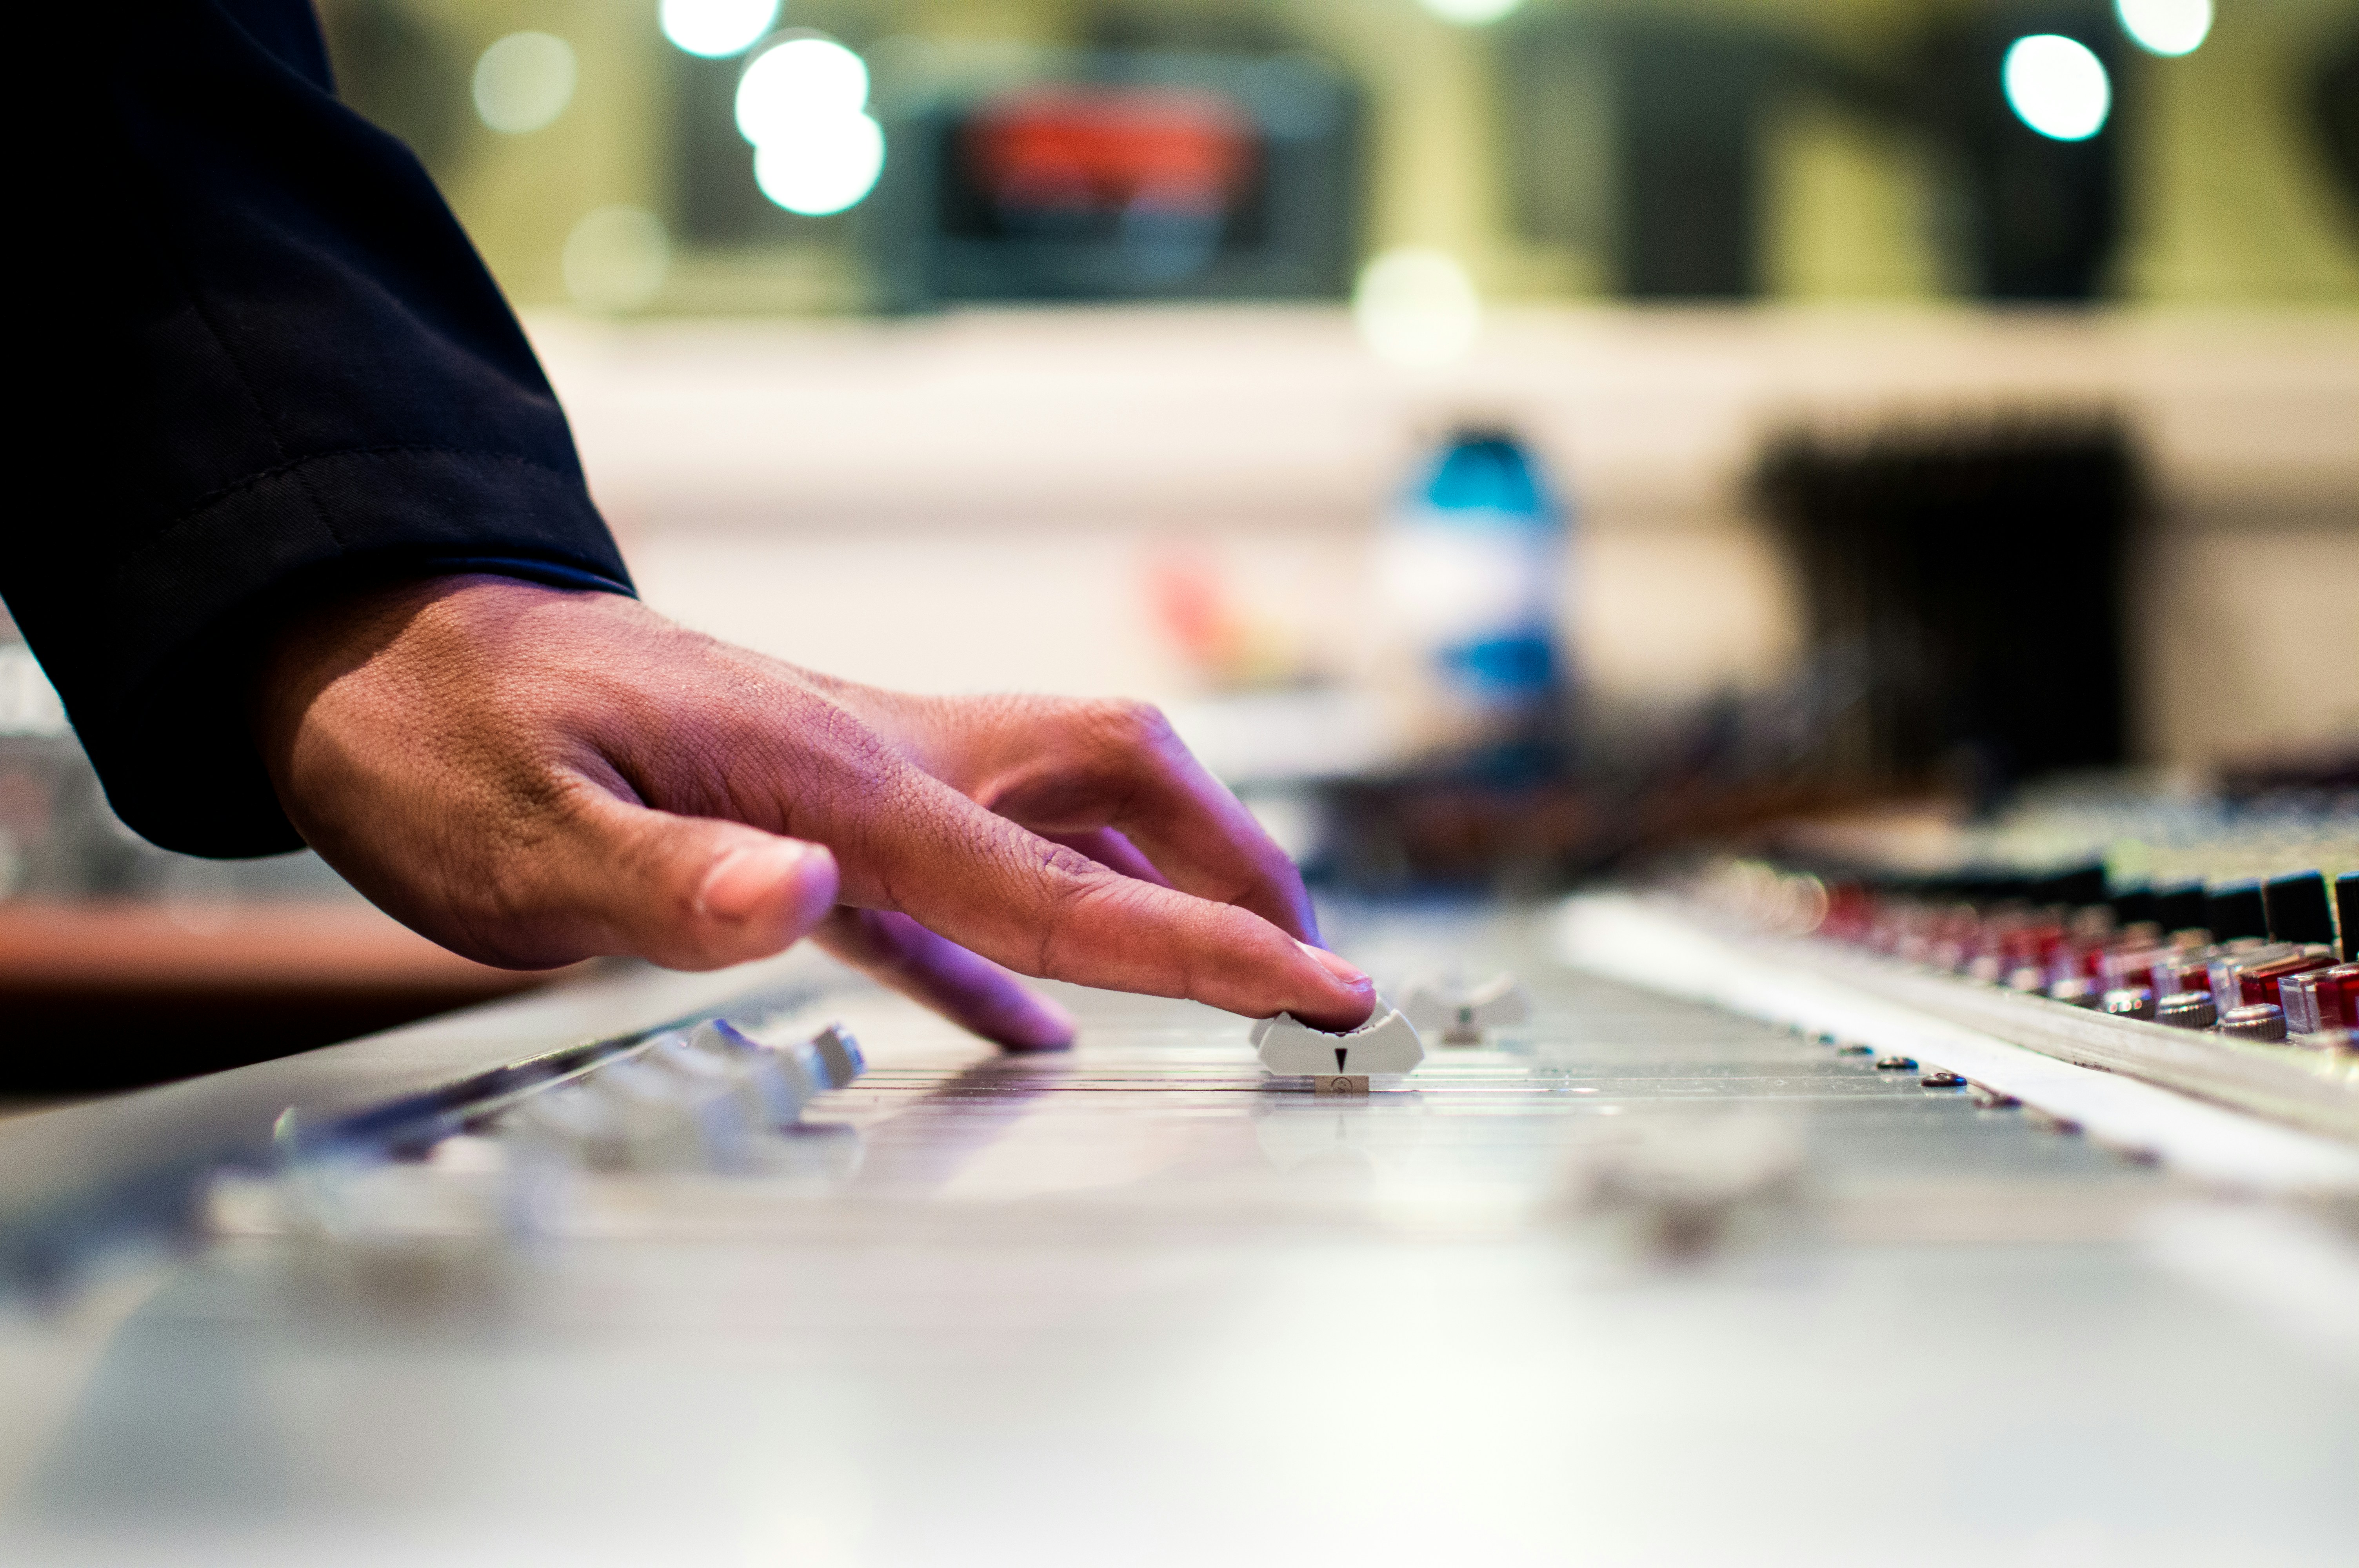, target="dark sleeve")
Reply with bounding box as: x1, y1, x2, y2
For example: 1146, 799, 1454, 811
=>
5, 0, 634, 858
